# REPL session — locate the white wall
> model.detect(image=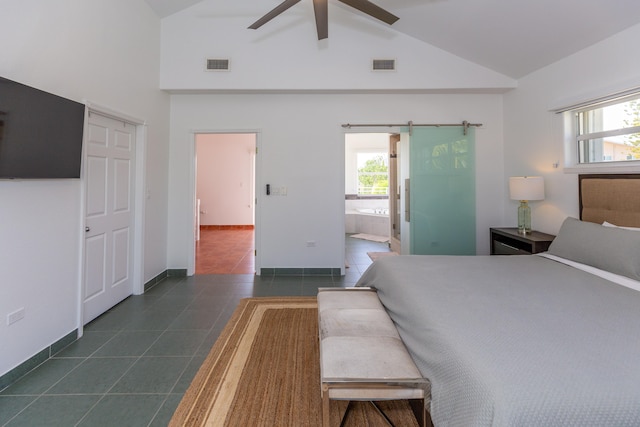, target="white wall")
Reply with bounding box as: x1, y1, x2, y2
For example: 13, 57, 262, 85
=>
0, 0, 170, 377
161, 0, 511, 271
196, 134, 255, 225
168, 93, 505, 271
503, 22, 640, 234
159, 0, 516, 92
